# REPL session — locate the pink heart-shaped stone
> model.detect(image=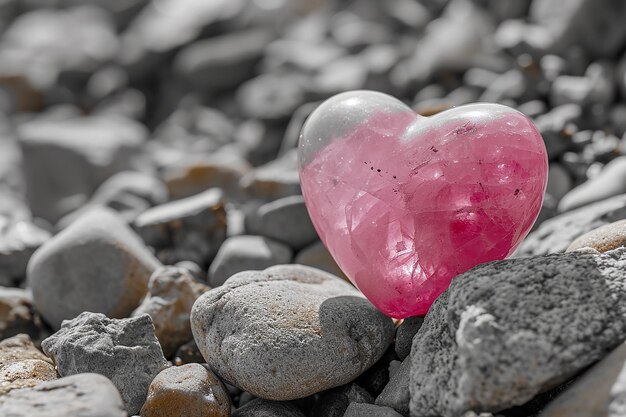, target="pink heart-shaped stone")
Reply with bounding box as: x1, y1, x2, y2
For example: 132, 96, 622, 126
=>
298, 91, 548, 318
